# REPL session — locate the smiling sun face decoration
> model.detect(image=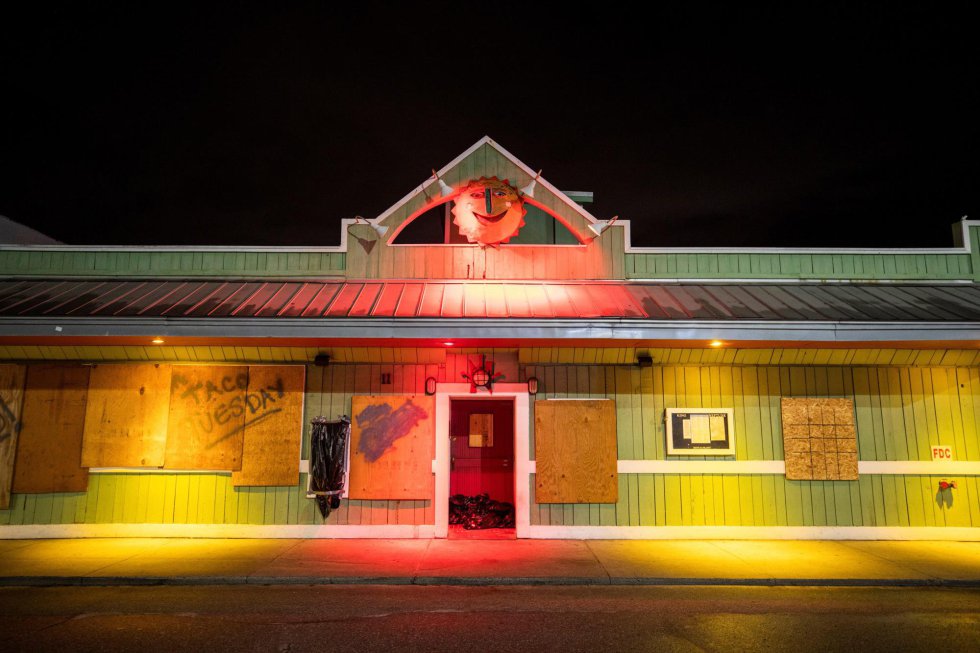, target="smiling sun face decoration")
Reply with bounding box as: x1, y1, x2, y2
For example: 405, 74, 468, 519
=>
451, 177, 526, 246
